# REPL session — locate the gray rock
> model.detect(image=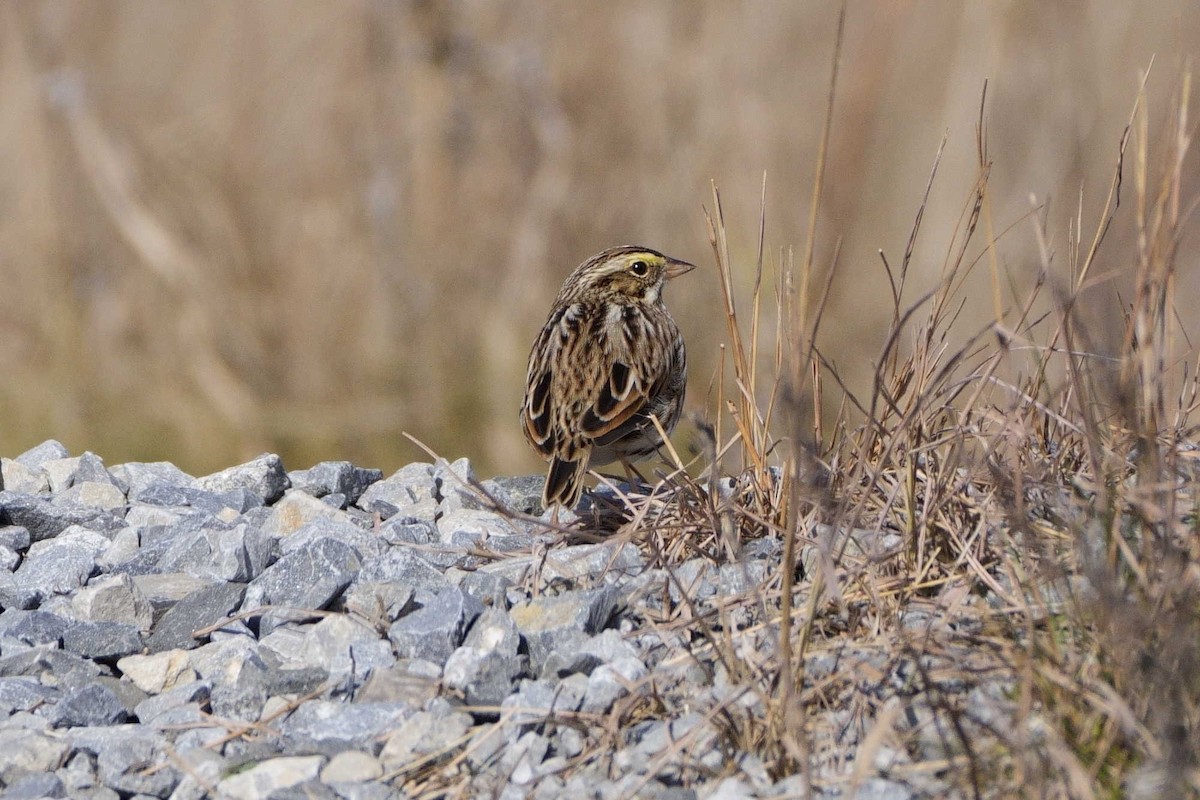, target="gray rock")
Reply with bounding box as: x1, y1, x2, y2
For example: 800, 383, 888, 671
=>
0, 494, 124, 544
557, 726, 587, 760
281, 700, 414, 754
189, 641, 269, 722
196, 453, 290, 505
0, 571, 18, 607
68, 727, 176, 797
501, 679, 584, 732
209, 675, 267, 722
353, 547, 448, 599
443, 608, 524, 706
499, 730, 552, 786
140, 703, 206, 730
288, 462, 381, 505
355, 462, 438, 521
1, 459, 48, 494
511, 585, 621, 671
263, 663, 329, 697
446, 567, 512, 608
94, 526, 140, 572
637, 713, 715, 759
322, 782, 396, 800
216, 755, 324, 800
582, 657, 649, 713
156, 485, 260, 514
702, 778, 755, 800
121, 502, 187, 531
355, 660, 441, 706
42, 456, 86, 493
347, 639, 397, 683
843, 778, 915, 800
153, 748, 222, 800
0, 676, 59, 713
342, 581, 415, 625
0, 646, 103, 688
56, 751, 98, 795
15, 440, 70, 470
378, 708, 473, 770
717, 560, 770, 596
171, 725, 228, 753
481, 475, 544, 516
242, 537, 362, 635
75, 452, 119, 486
7, 526, 111, 606
463, 722, 506, 771
436, 508, 523, 549
92, 675, 149, 717
665, 559, 718, 604
433, 457, 481, 512
71, 573, 154, 631
209, 617, 255, 641
0, 543, 19, 571
128, 482, 192, 508
54, 481, 127, 513
157, 522, 259, 582
108, 517, 208, 578
0, 608, 70, 646
293, 614, 382, 684
376, 517, 437, 547
188, 637, 266, 685
542, 629, 639, 679
145, 582, 246, 652
255, 624, 307, 664
266, 780, 340, 800
481, 541, 643, 585
50, 681, 131, 727
62, 621, 144, 661
279, 517, 384, 562
129, 572, 215, 614
1, 770, 65, 799
110, 461, 196, 499
388, 586, 484, 663
0, 728, 70, 784
0, 524, 31, 551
